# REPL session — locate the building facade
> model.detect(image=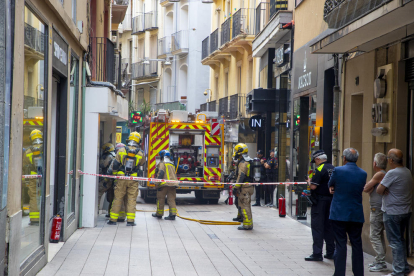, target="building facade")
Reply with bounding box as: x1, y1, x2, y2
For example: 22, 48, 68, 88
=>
310, 0, 414, 263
